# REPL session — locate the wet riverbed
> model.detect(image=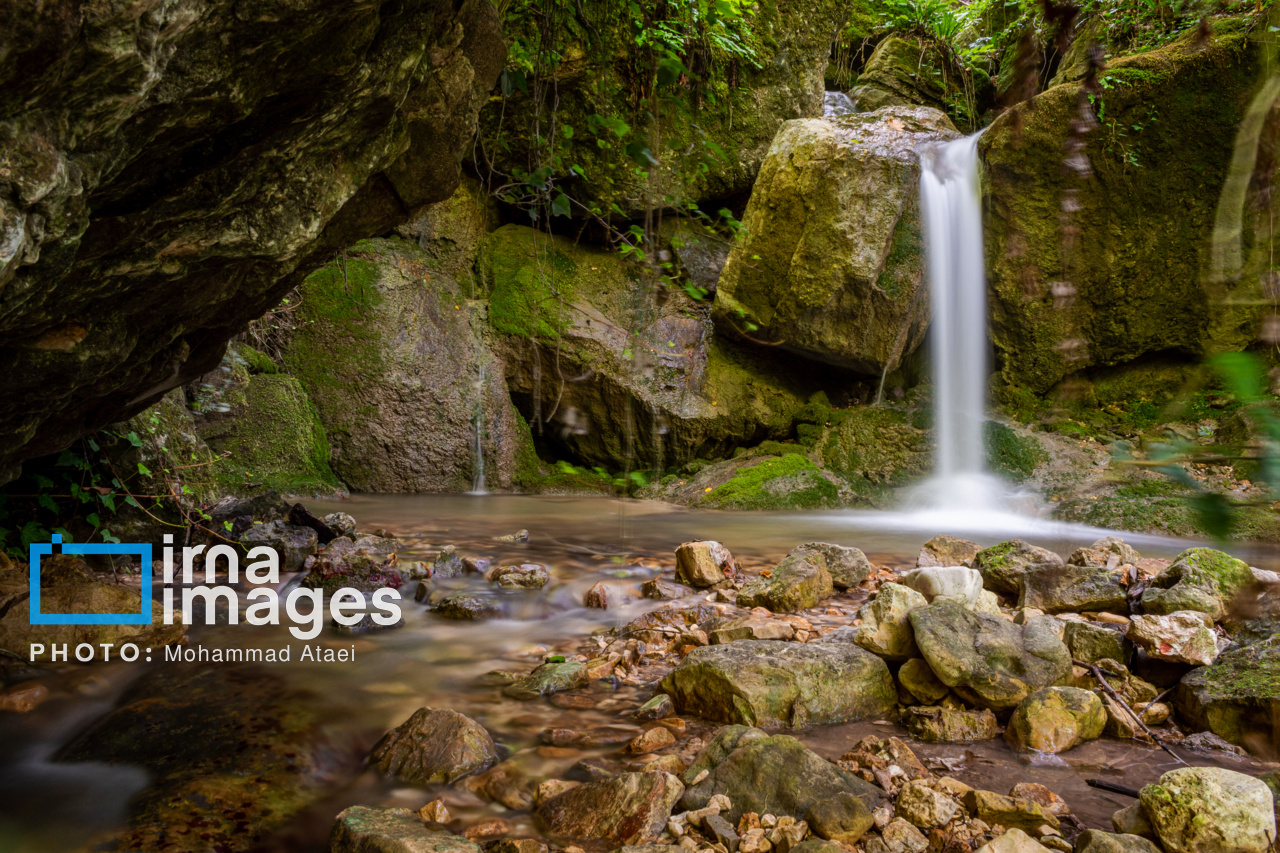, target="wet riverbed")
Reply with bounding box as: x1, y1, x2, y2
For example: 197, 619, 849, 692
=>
0, 495, 1274, 852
